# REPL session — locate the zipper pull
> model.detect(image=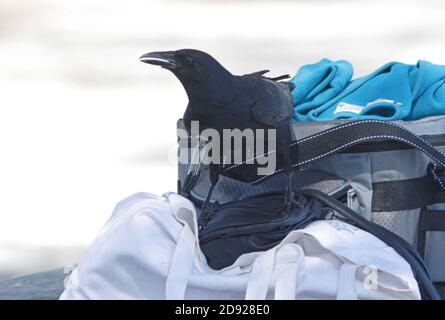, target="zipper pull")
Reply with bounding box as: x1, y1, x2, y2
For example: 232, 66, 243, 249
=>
198, 201, 220, 230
